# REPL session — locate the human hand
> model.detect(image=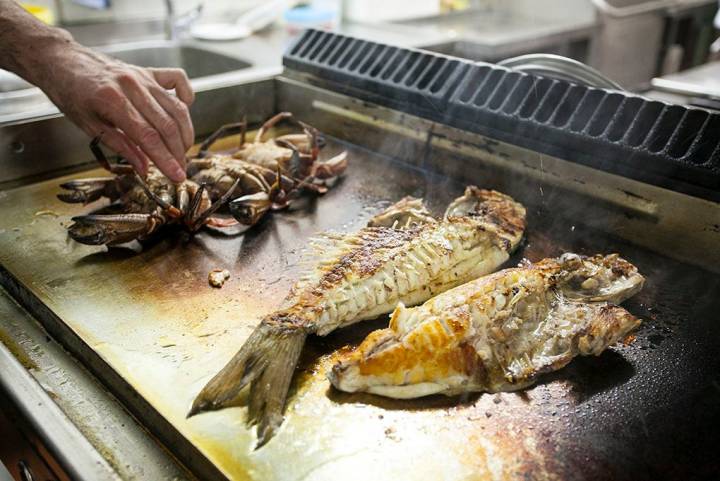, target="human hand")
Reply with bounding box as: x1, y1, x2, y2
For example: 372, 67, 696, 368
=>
34, 41, 195, 182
